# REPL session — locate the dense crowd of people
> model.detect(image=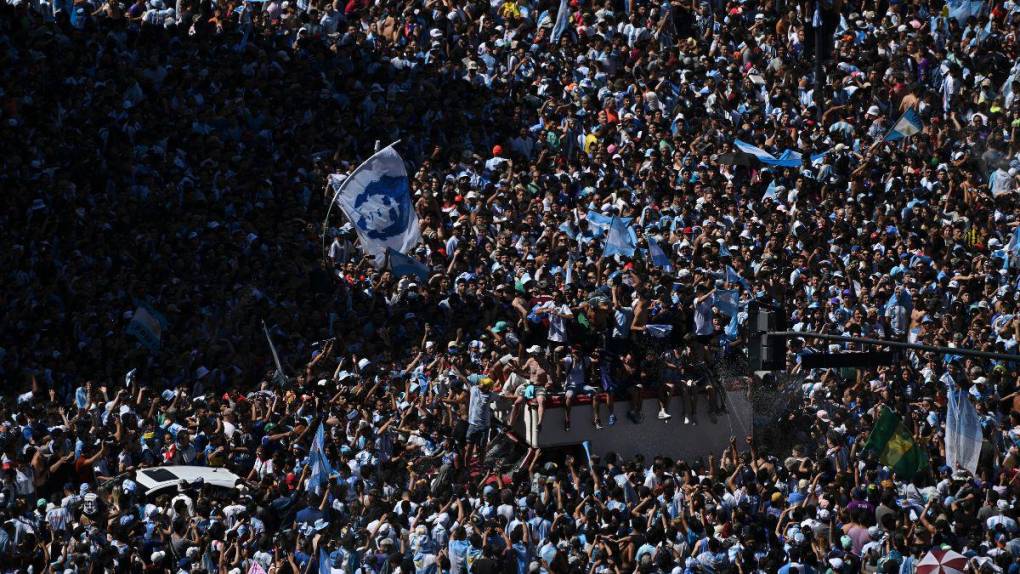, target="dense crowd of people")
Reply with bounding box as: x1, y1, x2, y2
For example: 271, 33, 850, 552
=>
3, 0, 1020, 571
